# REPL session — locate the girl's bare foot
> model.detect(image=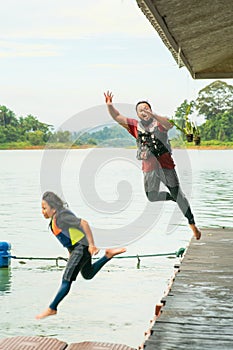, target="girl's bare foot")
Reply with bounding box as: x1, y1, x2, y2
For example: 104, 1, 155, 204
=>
35, 308, 57, 319
190, 224, 201, 240
105, 247, 126, 259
